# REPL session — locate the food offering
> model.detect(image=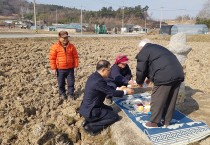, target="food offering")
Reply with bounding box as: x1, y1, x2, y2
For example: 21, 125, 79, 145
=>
121, 94, 151, 114
133, 99, 151, 114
